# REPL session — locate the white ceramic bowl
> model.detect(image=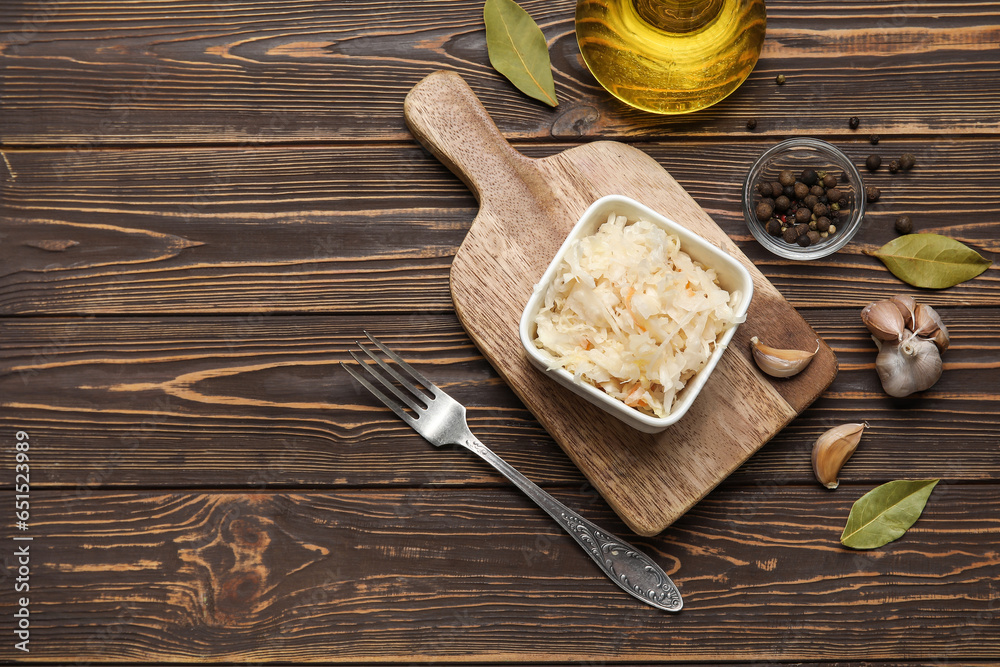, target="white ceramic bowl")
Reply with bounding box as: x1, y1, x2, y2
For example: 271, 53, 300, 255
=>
518, 195, 754, 433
